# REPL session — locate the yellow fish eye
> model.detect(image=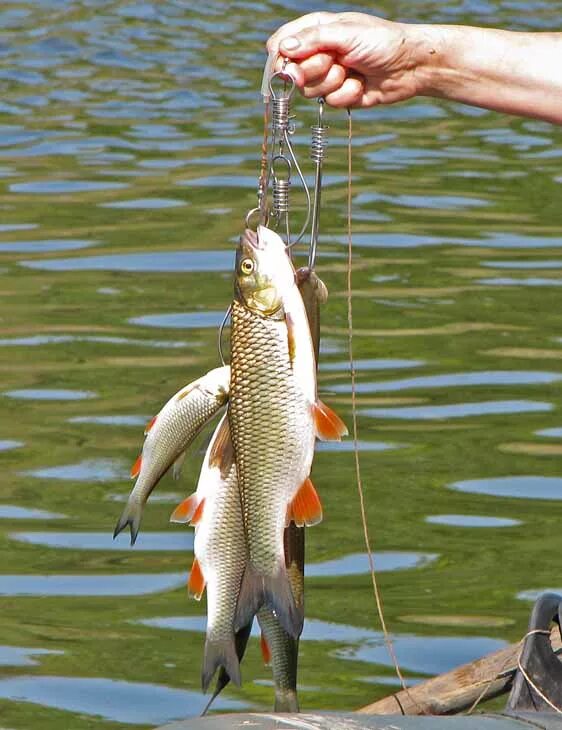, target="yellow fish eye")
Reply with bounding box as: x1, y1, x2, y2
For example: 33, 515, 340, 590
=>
240, 258, 254, 275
